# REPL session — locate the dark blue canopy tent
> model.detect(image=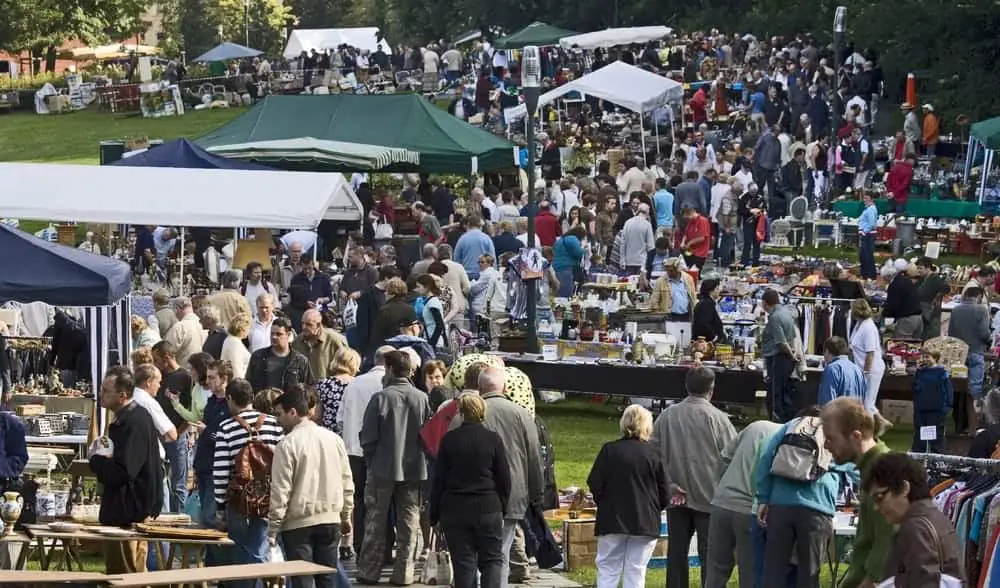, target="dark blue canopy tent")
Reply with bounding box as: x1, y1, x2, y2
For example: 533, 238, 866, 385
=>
0, 224, 133, 433
110, 138, 273, 171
